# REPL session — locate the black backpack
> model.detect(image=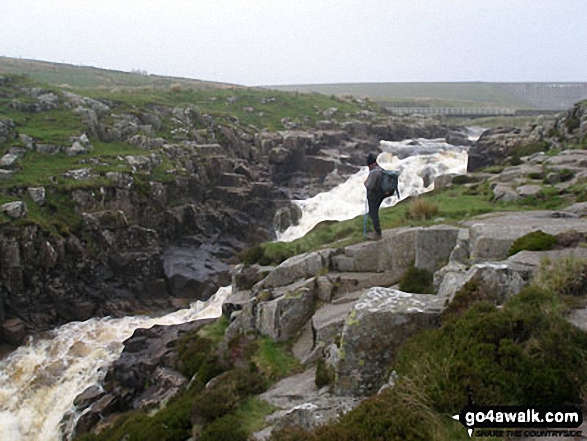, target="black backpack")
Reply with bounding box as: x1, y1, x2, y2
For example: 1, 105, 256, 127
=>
381, 170, 400, 198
